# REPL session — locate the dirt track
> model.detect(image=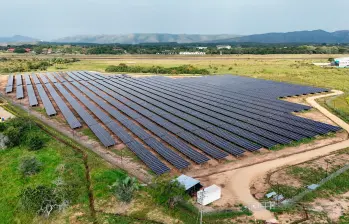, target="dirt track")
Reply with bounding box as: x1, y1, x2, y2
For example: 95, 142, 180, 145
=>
212, 90, 349, 222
